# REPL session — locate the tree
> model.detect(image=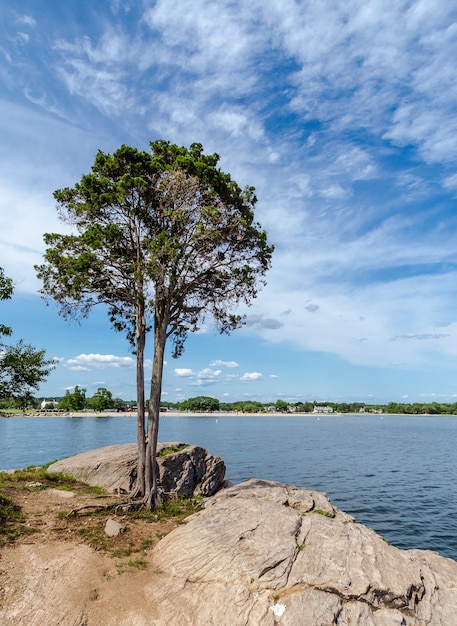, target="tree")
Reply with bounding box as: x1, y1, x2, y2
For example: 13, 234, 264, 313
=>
36, 140, 273, 508
275, 399, 289, 412
0, 268, 54, 406
58, 386, 87, 411
87, 387, 114, 412
0, 268, 13, 338
180, 396, 220, 412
